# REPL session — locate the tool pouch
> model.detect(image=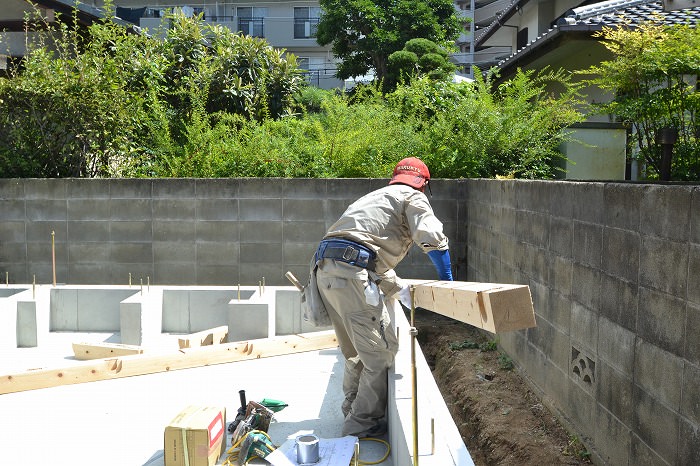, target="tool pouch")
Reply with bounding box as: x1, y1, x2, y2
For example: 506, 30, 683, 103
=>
301, 258, 332, 327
